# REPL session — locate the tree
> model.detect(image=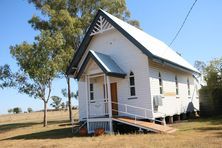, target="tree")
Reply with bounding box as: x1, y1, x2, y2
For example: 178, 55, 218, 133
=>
194, 60, 206, 73
0, 65, 15, 89
50, 96, 62, 110
61, 102, 65, 109
8, 109, 13, 114
200, 57, 222, 115
204, 58, 222, 89
10, 30, 62, 126
28, 0, 139, 123
13, 107, 22, 114
27, 107, 33, 113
